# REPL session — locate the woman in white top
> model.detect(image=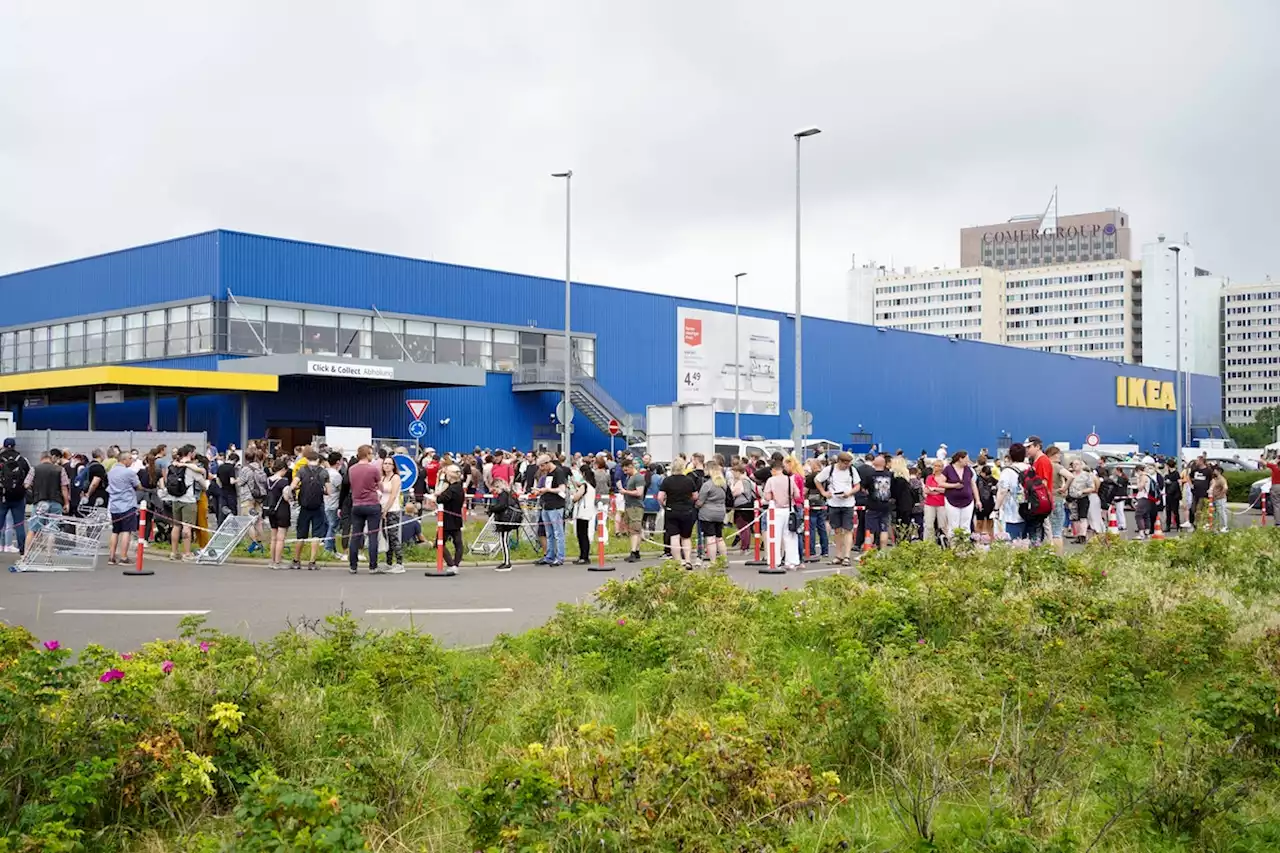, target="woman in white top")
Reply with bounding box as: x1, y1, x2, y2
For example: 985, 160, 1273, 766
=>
379, 457, 405, 573
571, 463, 597, 565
